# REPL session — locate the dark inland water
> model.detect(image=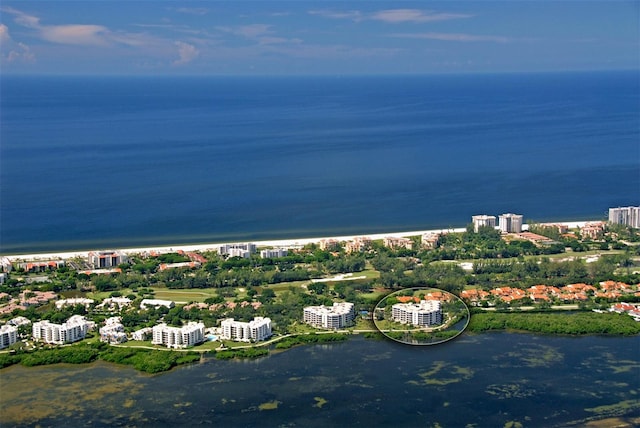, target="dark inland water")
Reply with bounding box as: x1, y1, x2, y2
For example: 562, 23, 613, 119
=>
2, 333, 639, 427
